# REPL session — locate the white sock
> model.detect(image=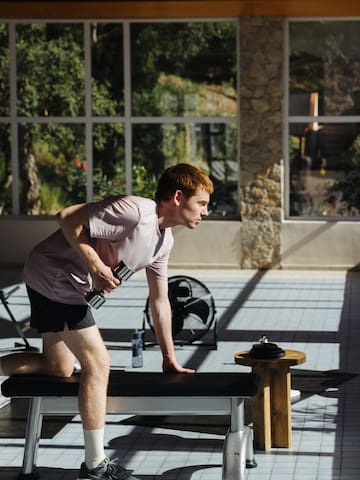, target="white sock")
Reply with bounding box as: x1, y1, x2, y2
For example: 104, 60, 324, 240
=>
83, 428, 106, 470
